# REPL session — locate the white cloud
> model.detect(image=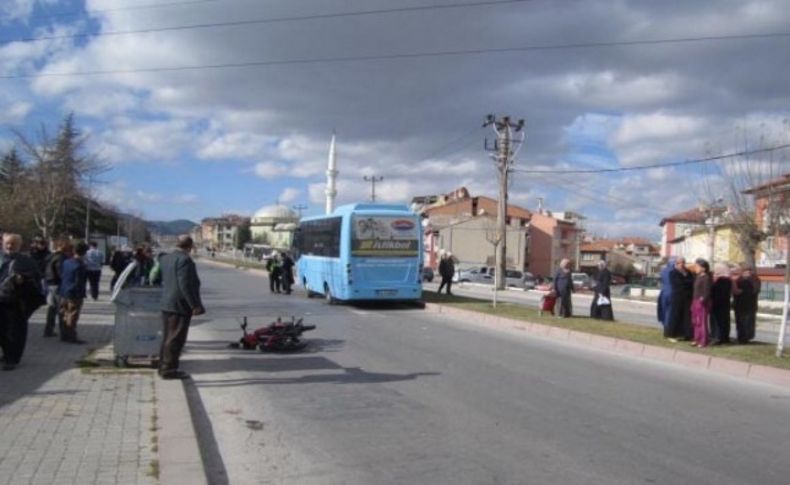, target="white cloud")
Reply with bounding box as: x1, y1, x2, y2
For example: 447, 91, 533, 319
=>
197, 131, 276, 161
254, 161, 290, 179
136, 190, 163, 203
278, 187, 300, 203
0, 101, 31, 123
172, 194, 198, 204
